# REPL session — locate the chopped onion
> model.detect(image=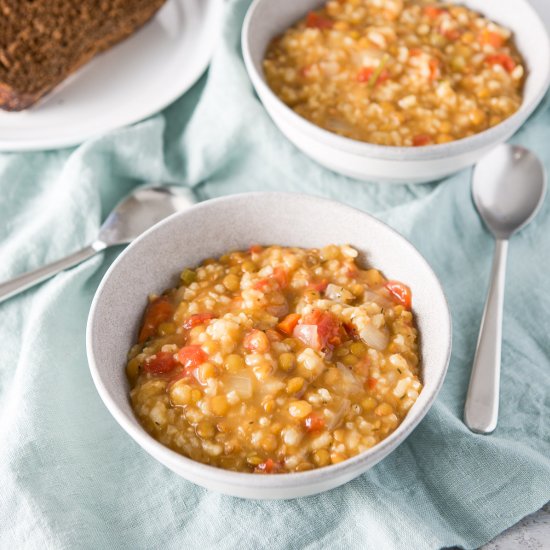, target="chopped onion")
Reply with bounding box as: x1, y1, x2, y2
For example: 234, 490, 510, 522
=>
336, 362, 363, 393
293, 324, 320, 350
362, 290, 393, 309
224, 375, 253, 399
359, 323, 389, 351
258, 379, 285, 396
325, 117, 355, 133
326, 398, 351, 430
325, 284, 353, 303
